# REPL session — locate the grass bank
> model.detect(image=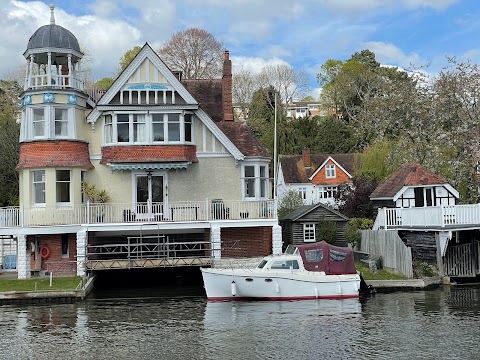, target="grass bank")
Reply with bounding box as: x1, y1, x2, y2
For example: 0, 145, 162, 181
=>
355, 262, 407, 280
0, 277, 83, 292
